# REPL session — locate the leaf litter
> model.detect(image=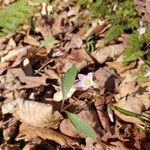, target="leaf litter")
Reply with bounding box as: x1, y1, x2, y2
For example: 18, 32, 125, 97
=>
0, 0, 150, 149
